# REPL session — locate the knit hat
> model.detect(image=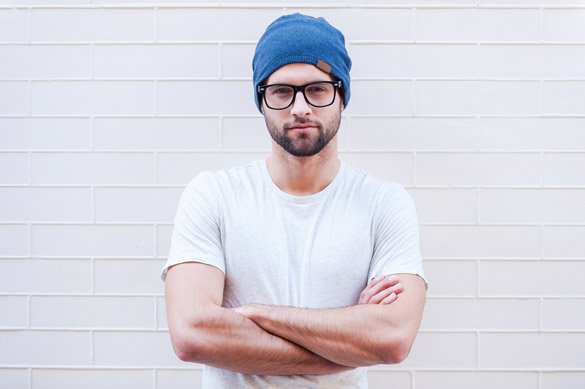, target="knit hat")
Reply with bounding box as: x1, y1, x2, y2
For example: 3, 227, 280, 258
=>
252, 13, 352, 112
